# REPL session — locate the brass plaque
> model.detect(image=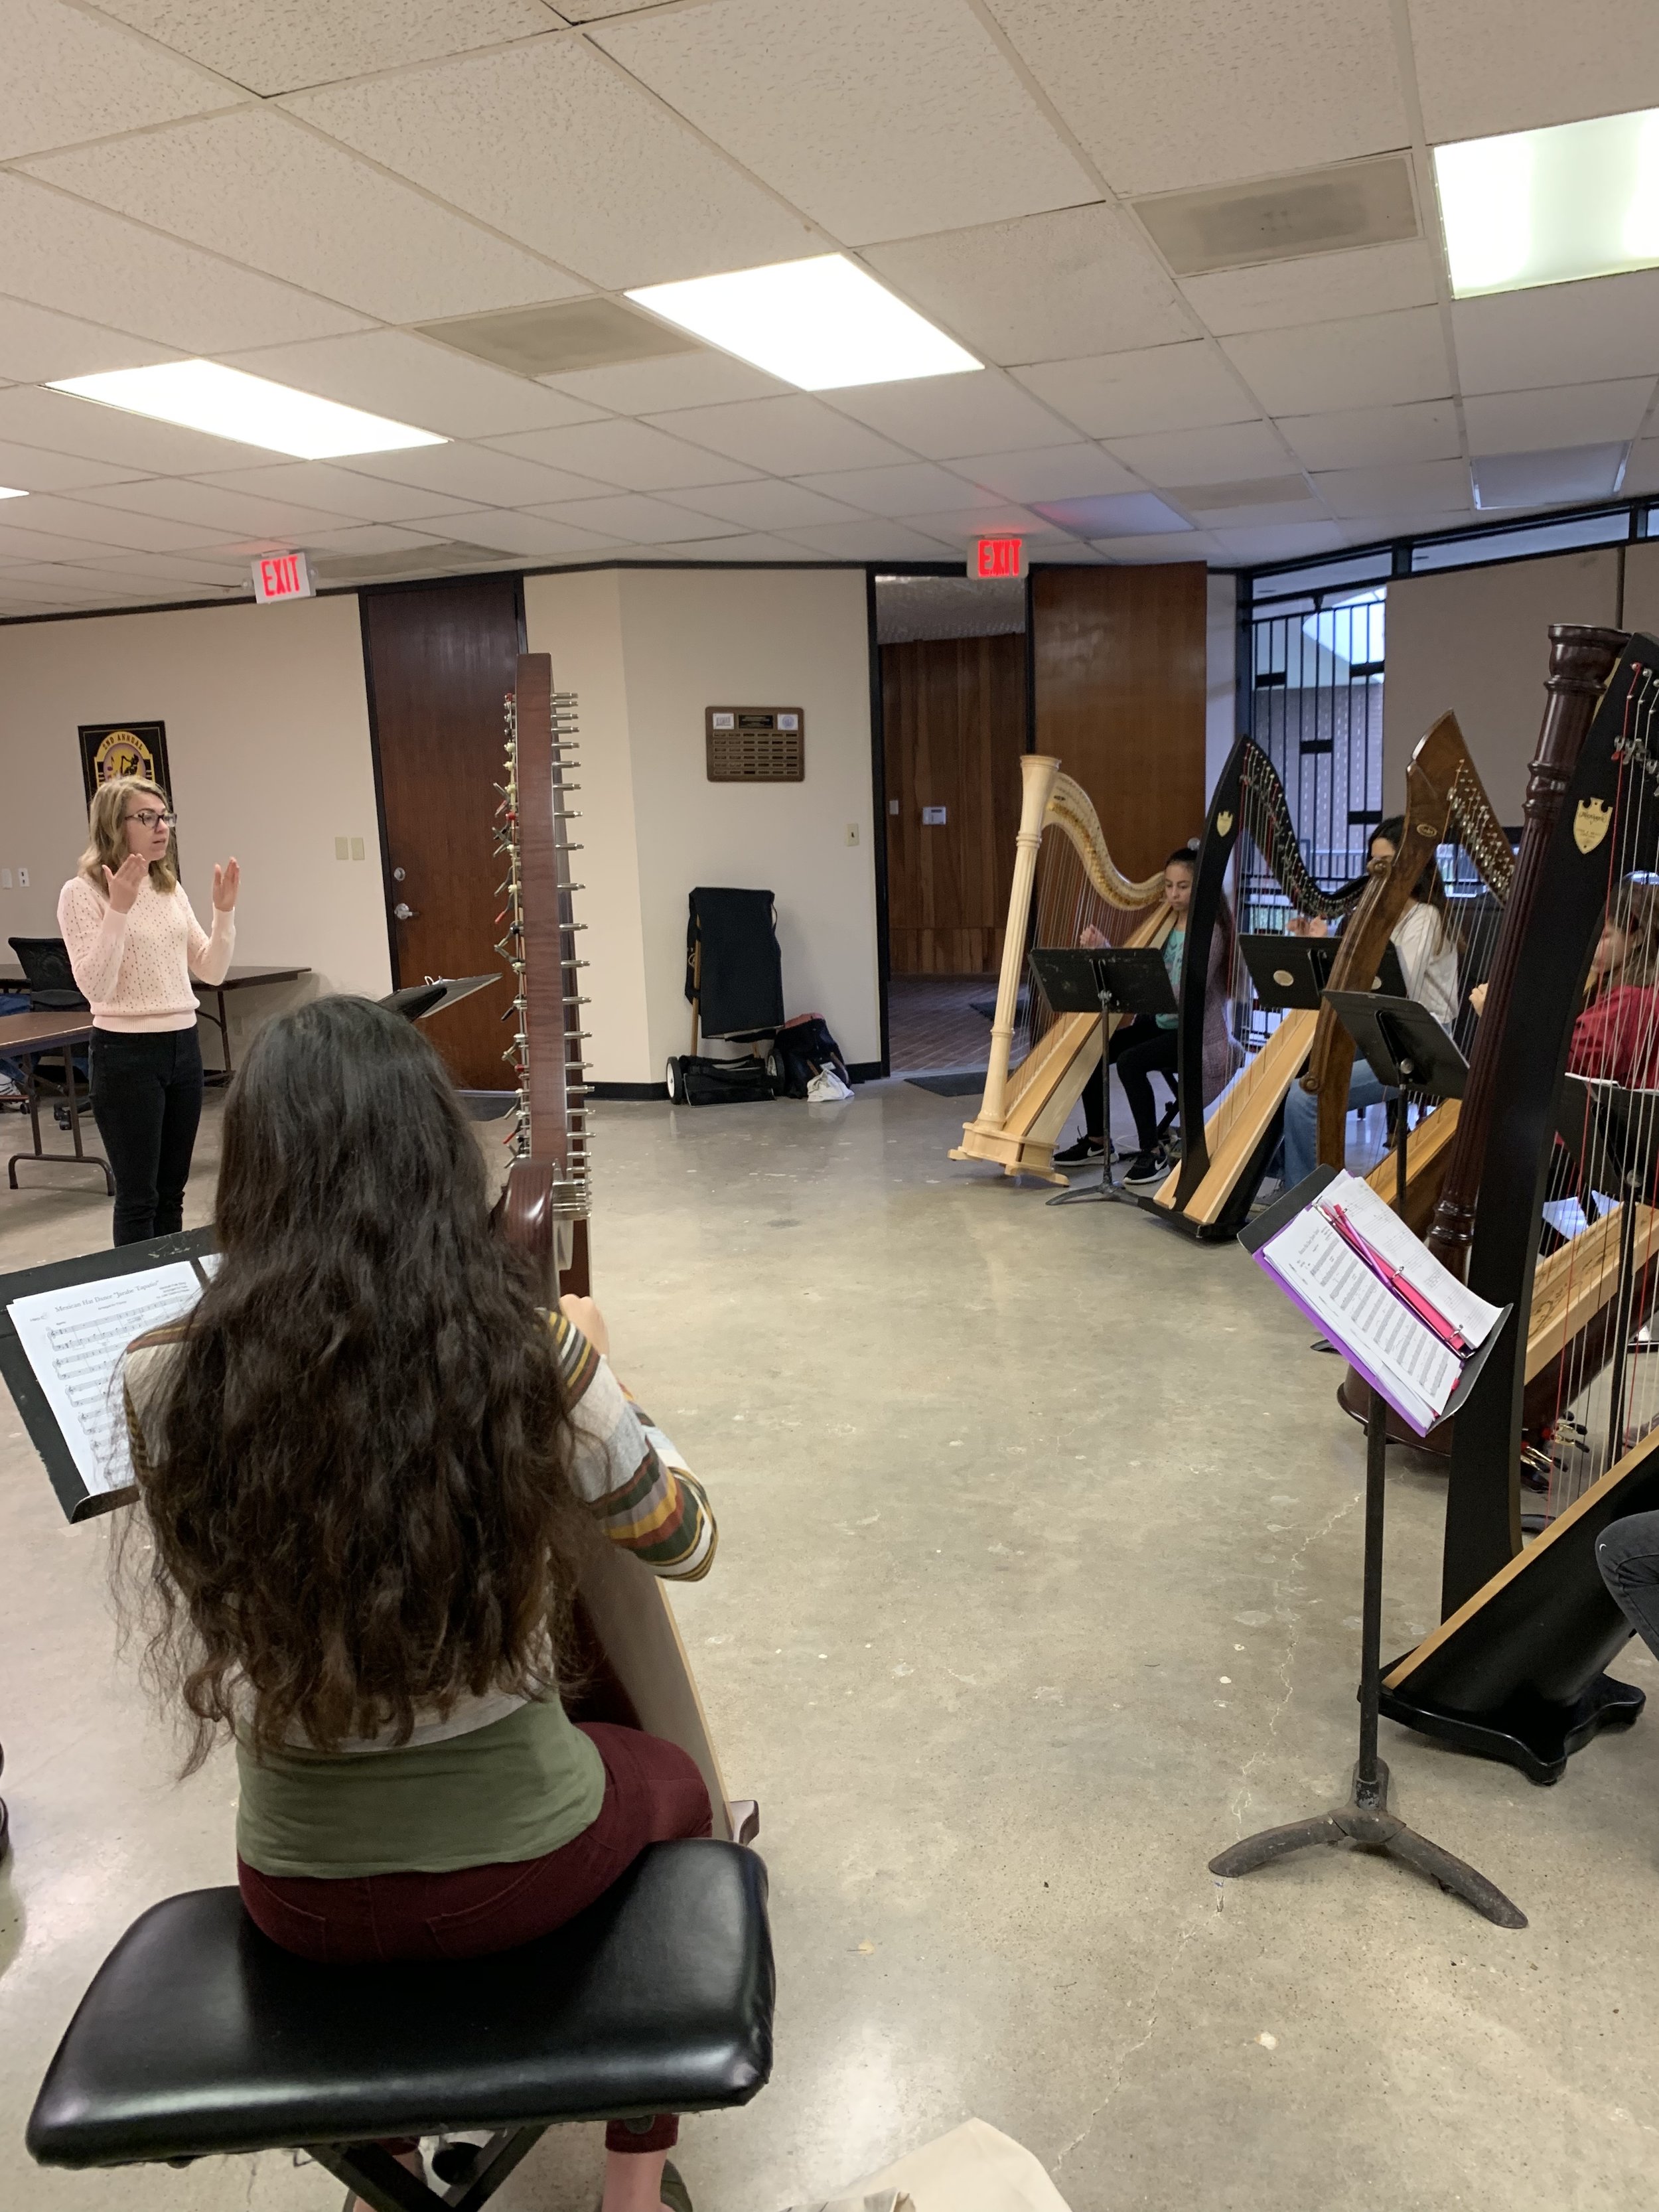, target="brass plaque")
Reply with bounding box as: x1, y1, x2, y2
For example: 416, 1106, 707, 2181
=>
705, 706, 804, 782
